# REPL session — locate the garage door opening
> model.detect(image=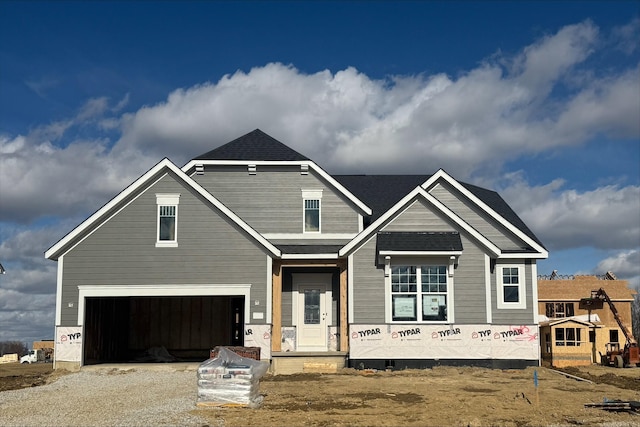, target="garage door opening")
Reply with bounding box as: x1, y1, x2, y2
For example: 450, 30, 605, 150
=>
83, 296, 244, 364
